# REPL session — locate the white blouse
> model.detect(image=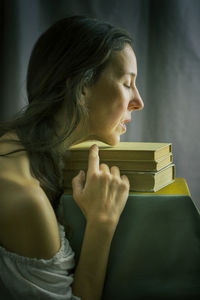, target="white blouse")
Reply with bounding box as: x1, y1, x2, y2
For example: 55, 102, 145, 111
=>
0, 223, 81, 300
